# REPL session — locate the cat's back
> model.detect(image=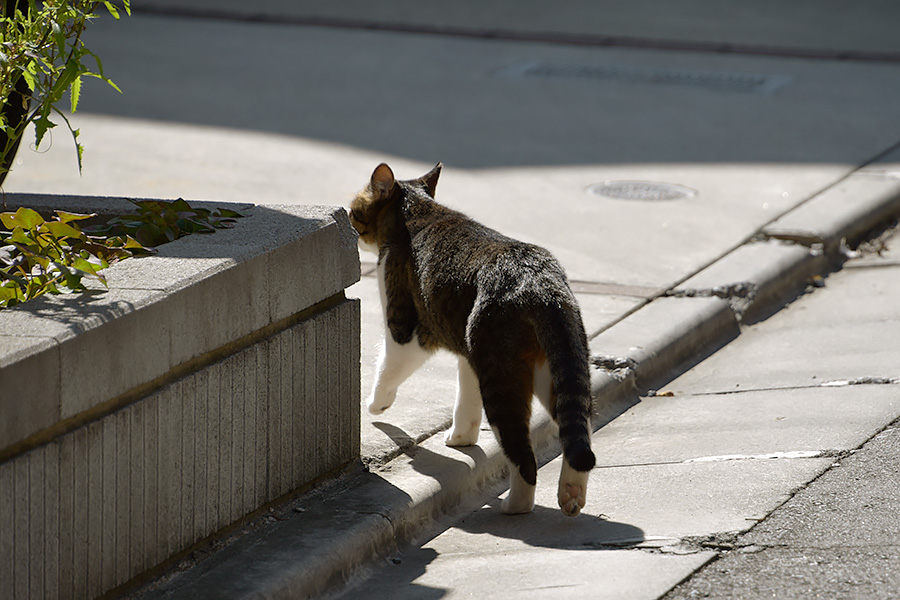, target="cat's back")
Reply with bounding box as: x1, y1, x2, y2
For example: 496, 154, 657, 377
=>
405, 196, 528, 270
404, 195, 571, 305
